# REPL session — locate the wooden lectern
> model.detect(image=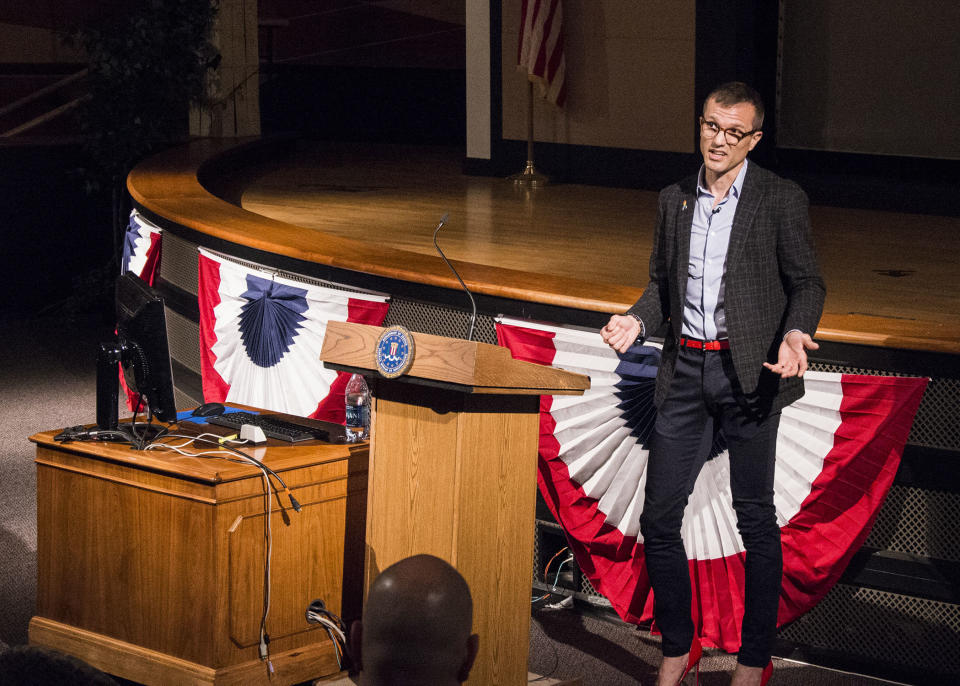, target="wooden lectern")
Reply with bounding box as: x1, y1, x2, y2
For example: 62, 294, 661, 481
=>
320, 321, 589, 686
